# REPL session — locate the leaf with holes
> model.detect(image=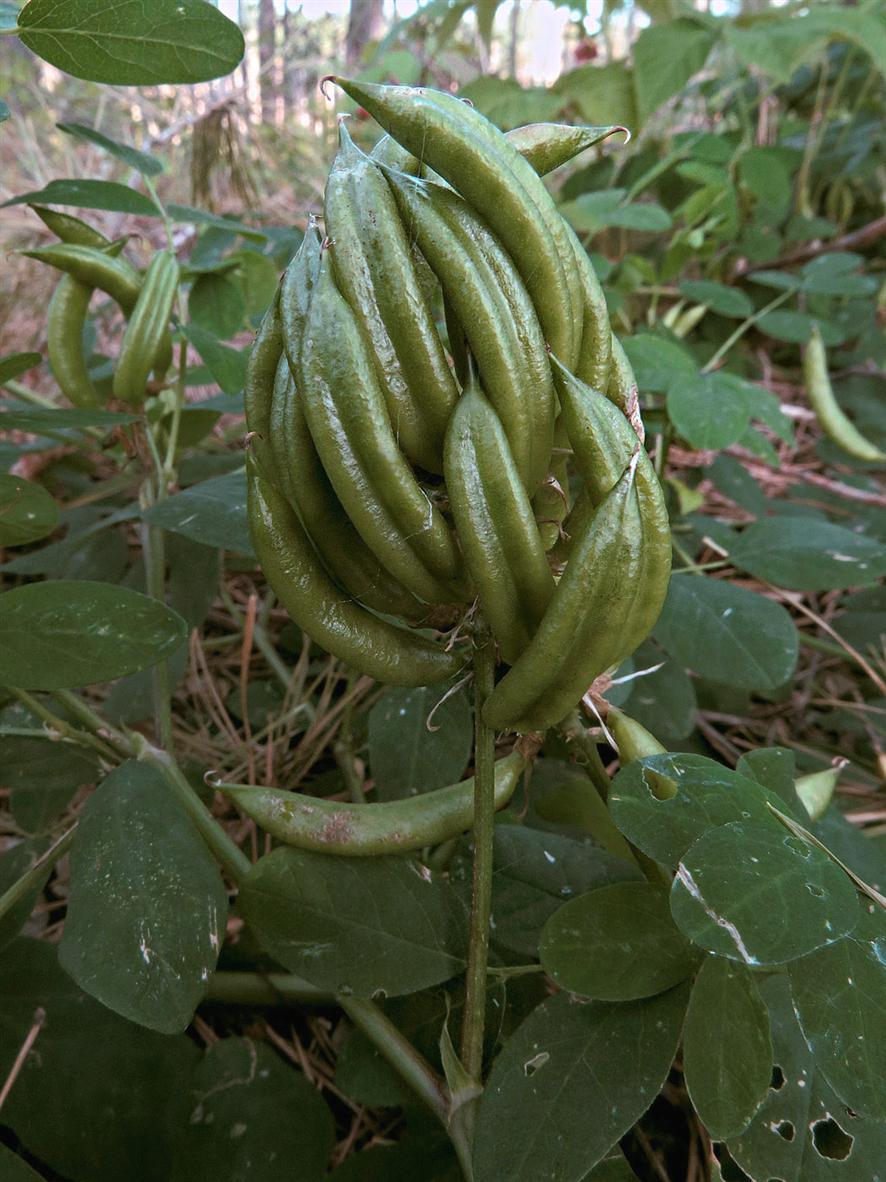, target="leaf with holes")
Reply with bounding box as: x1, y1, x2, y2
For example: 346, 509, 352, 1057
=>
491, 827, 642, 958
670, 821, 860, 966
539, 881, 699, 1001
0, 475, 59, 547
654, 574, 798, 692
472, 984, 689, 1182
238, 848, 467, 997
683, 956, 773, 1139
367, 684, 472, 802
59, 761, 227, 1033
609, 753, 778, 866
728, 975, 885, 1181
170, 1037, 334, 1181
788, 907, 886, 1122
